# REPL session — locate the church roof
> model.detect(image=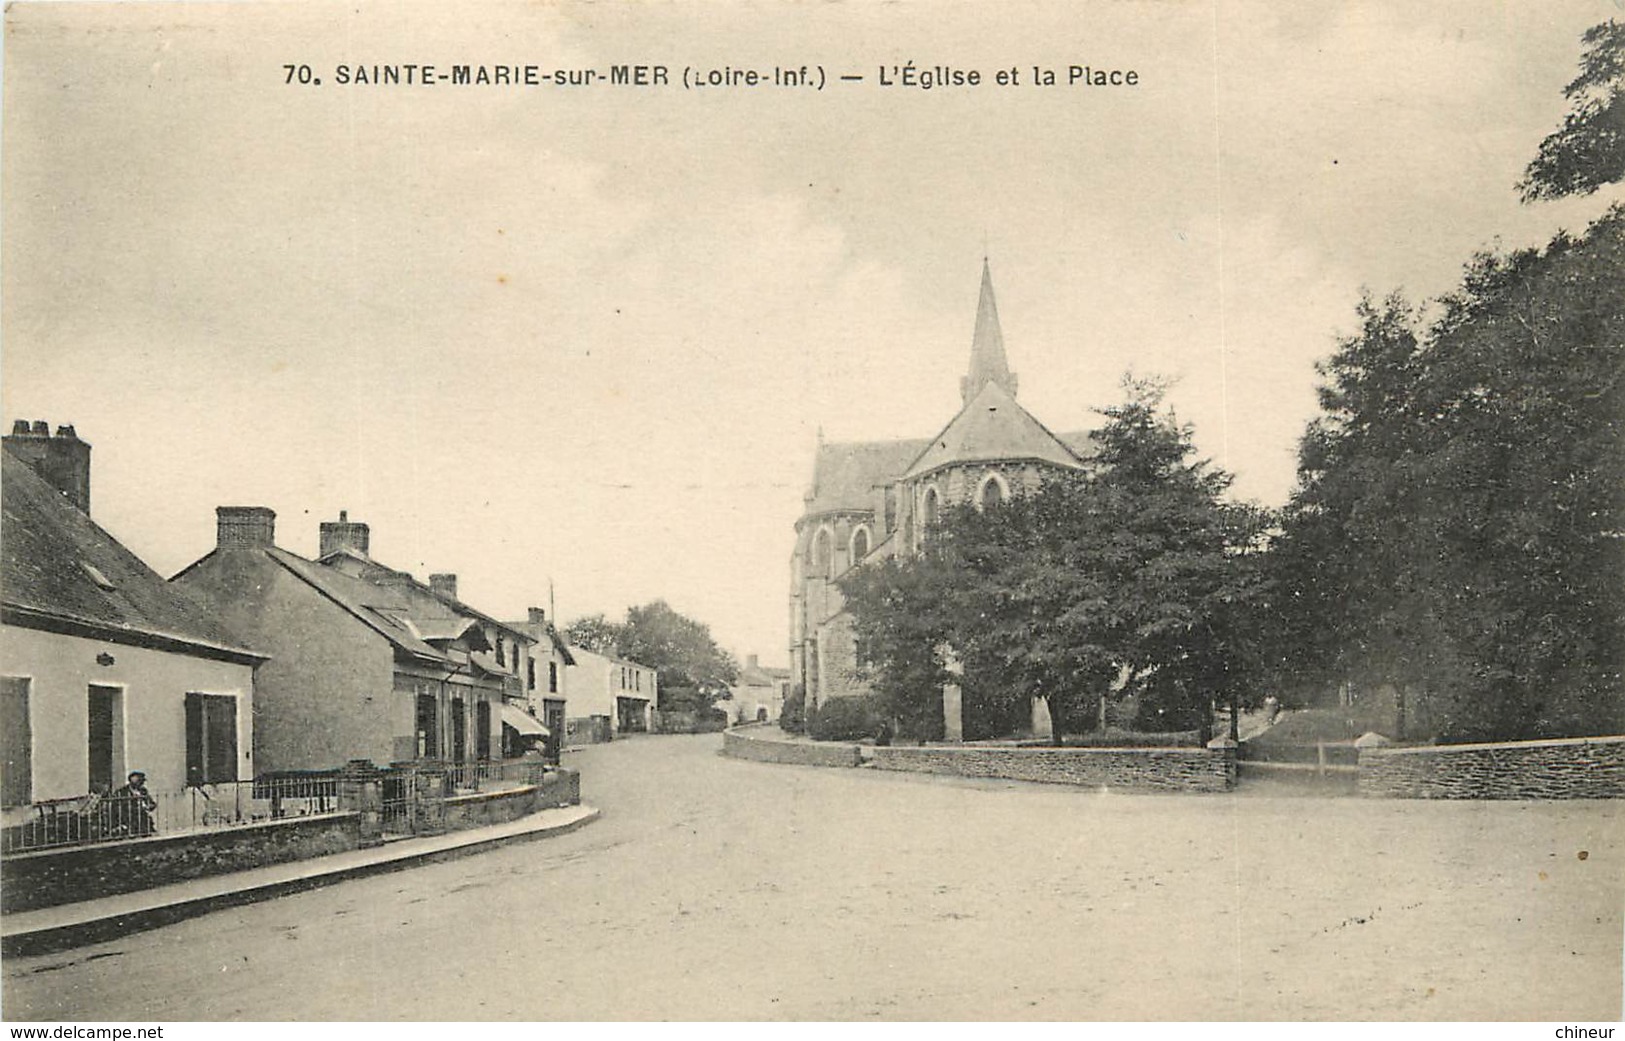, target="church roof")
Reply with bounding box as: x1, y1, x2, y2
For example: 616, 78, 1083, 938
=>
803, 437, 929, 517
903, 379, 1085, 479
961, 259, 1018, 403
